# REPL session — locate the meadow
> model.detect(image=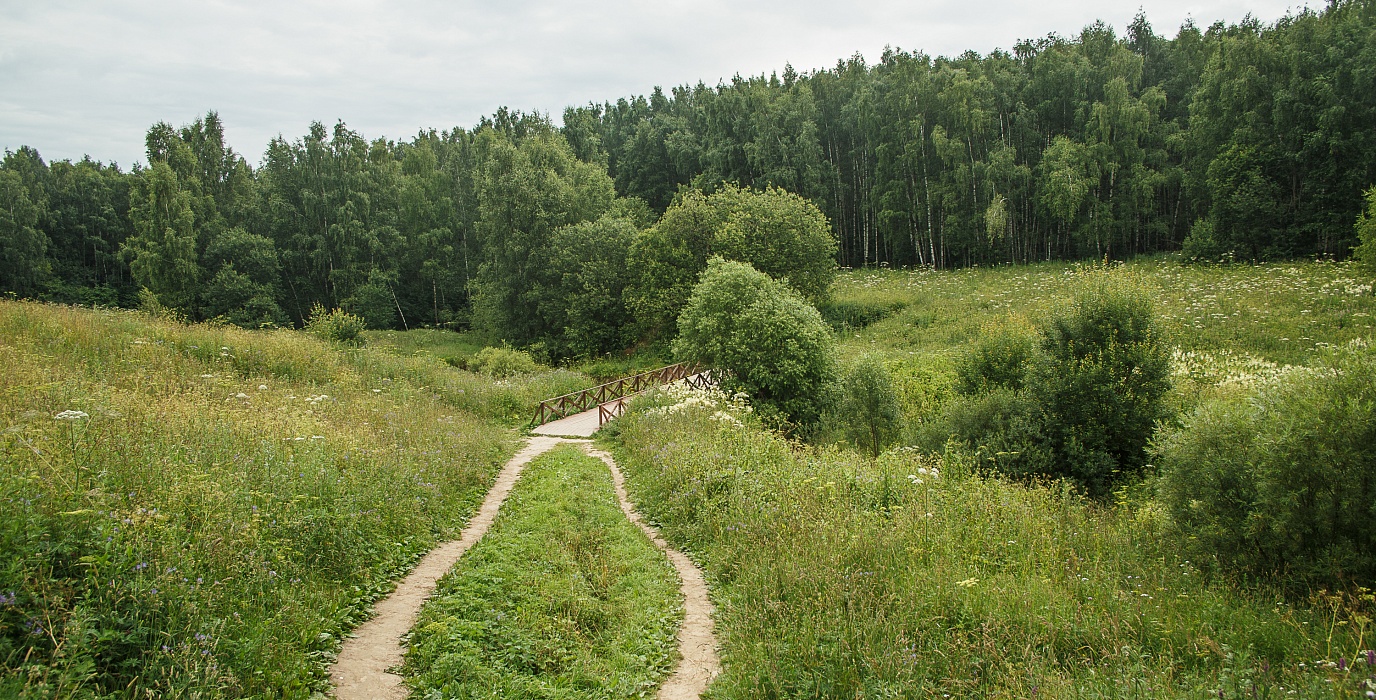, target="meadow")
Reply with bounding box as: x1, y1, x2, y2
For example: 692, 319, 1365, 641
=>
608, 257, 1376, 698
827, 258, 1376, 426
1, 256, 1373, 698
0, 302, 589, 697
